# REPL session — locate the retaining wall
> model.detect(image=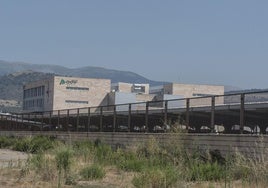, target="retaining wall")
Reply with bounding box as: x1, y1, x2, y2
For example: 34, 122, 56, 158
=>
0, 131, 267, 157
